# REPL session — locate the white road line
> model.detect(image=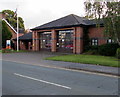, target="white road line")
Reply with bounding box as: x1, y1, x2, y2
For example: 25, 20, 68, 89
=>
14, 73, 71, 90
